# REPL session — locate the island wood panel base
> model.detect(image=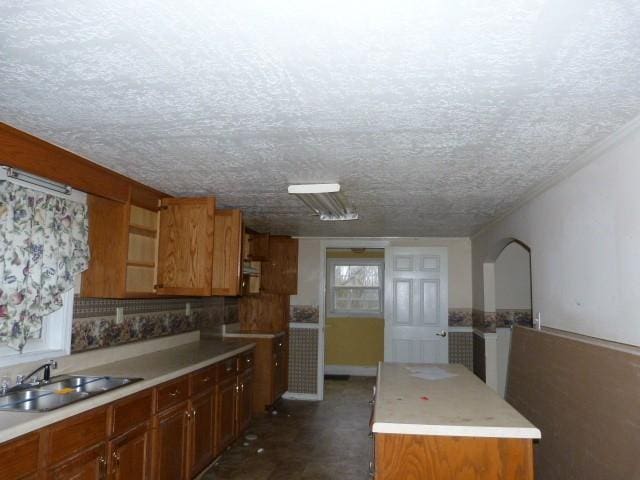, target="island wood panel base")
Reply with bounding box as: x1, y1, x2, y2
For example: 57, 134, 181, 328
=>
375, 434, 534, 480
